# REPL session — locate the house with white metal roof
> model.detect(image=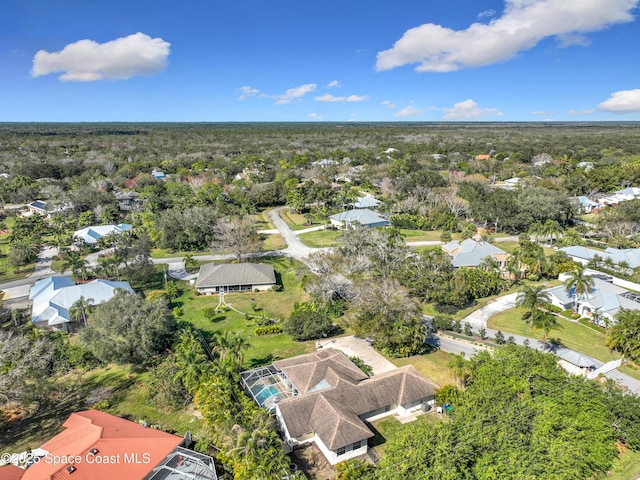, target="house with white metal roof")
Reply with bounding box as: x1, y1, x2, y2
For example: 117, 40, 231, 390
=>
73, 223, 132, 245
30, 277, 134, 331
